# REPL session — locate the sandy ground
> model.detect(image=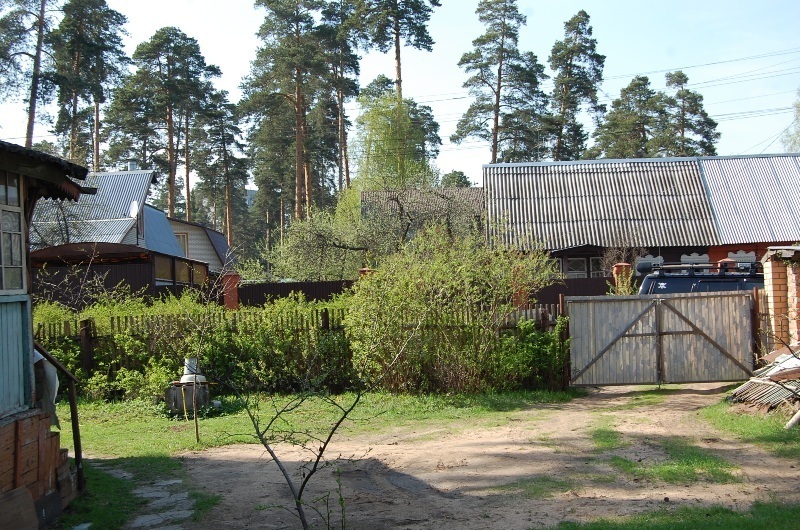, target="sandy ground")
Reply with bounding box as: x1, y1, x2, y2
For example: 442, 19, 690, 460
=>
182, 383, 800, 529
